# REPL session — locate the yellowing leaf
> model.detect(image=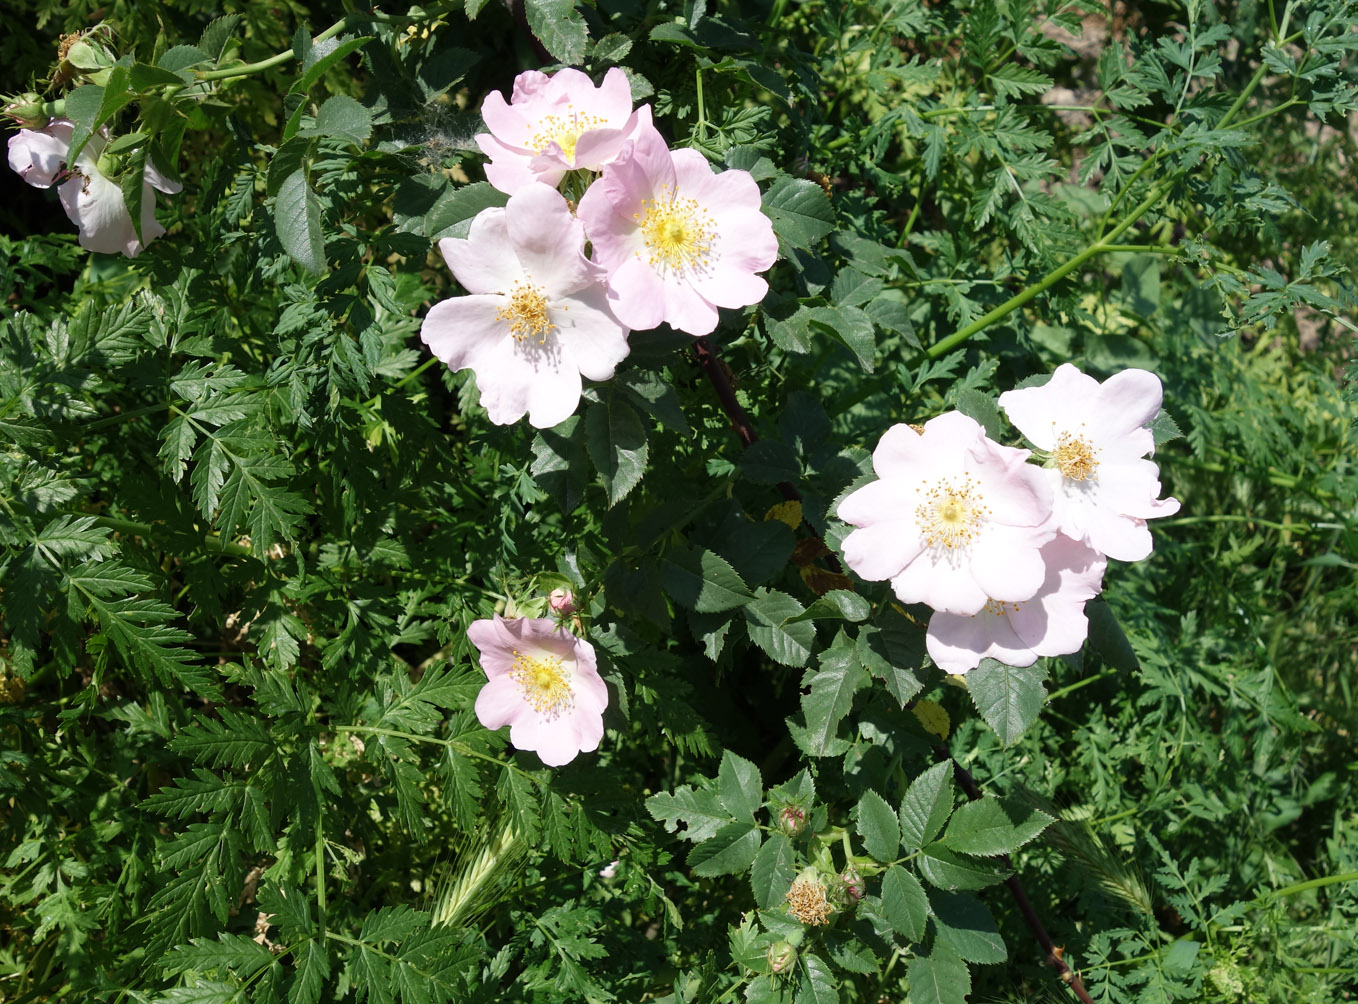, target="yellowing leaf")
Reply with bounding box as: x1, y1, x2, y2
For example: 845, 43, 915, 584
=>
765, 500, 802, 529
913, 699, 950, 740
